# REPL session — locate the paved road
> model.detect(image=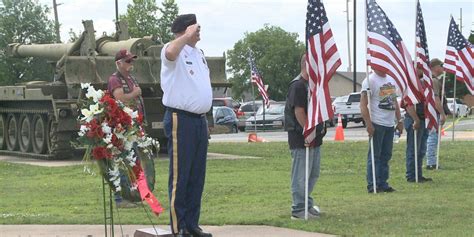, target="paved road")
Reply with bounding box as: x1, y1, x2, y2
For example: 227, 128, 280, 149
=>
210, 120, 474, 143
